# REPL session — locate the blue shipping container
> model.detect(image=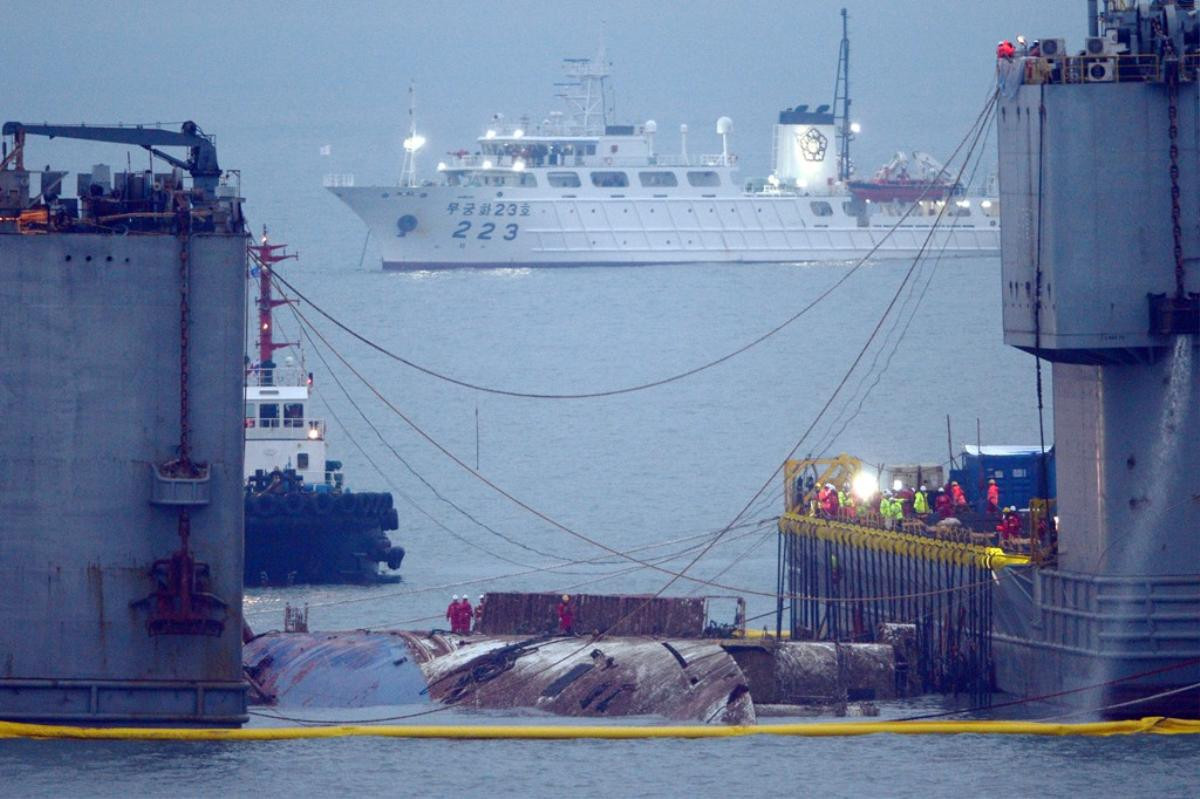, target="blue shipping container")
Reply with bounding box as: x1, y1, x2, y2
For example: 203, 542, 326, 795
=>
949, 445, 1056, 511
